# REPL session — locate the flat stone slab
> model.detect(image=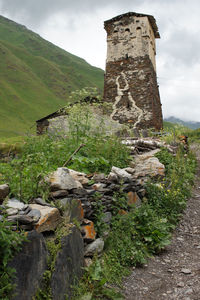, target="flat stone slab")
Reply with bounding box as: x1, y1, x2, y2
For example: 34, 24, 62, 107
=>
6, 198, 25, 210
51, 226, 84, 300
9, 230, 48, 300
